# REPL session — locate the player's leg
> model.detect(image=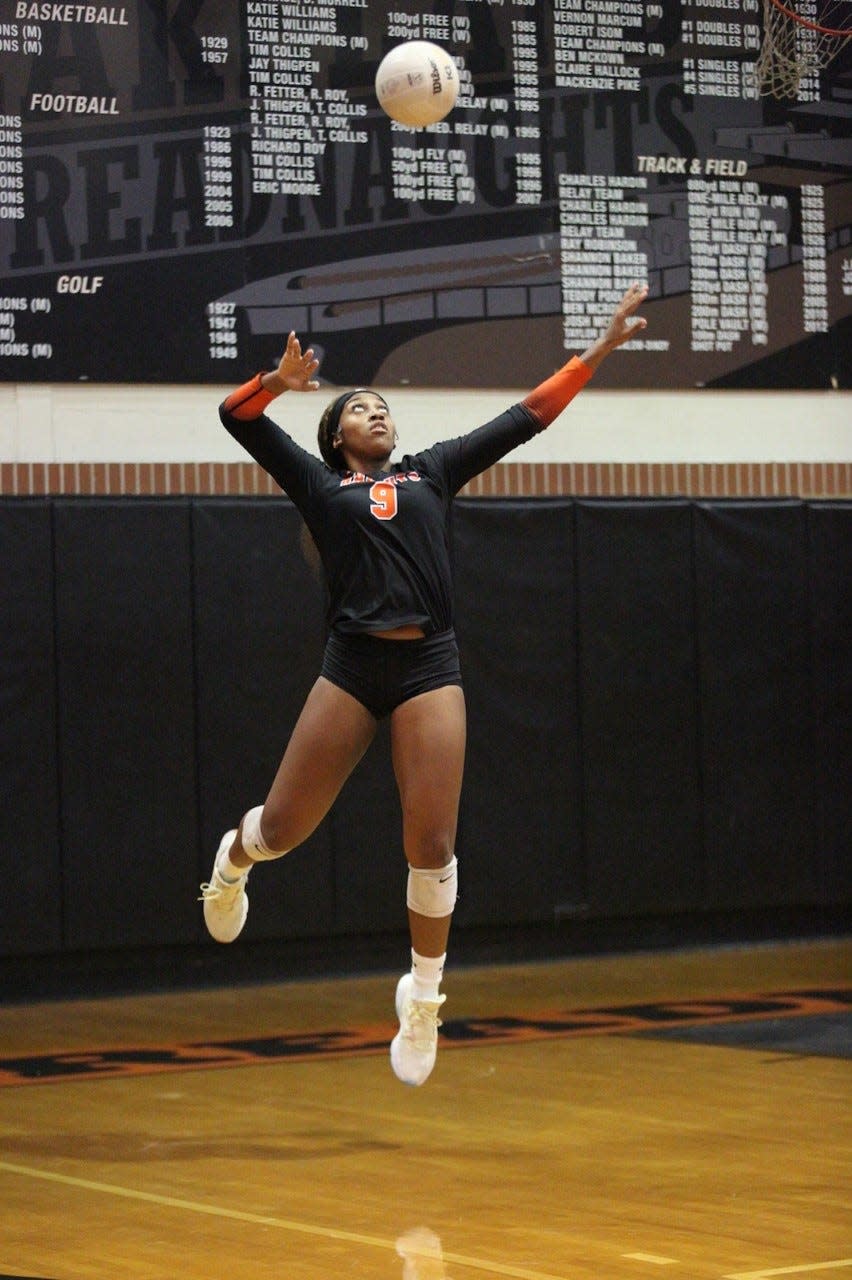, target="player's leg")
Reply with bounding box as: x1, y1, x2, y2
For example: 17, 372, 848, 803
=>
244, 675, 378, 857
392, 682, 465, 955
201, 677, 377, 941
388, 683, 466, 1084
